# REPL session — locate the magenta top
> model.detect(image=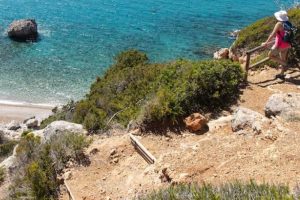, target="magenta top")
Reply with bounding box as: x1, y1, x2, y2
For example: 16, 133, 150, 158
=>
275, 30, 291, 49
